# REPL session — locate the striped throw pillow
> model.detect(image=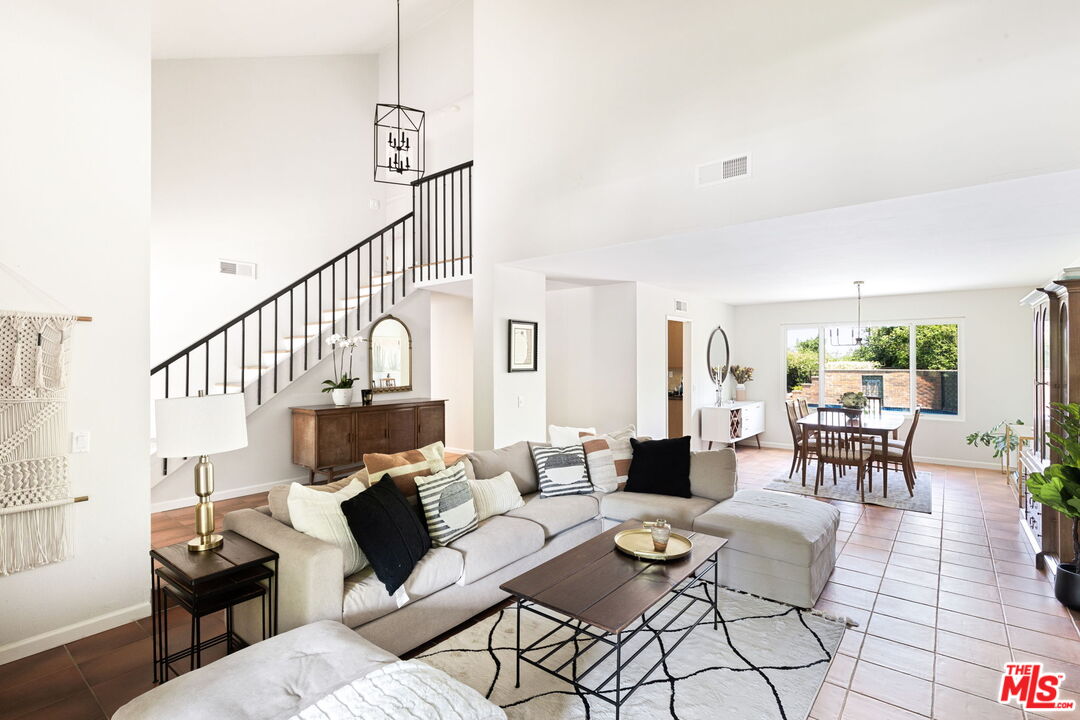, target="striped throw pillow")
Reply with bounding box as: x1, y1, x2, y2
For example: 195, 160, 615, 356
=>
364, 441, 446, 496
580, 425, 636, 490
415, 462, 478, 546
580, 437, 619, 493
531, 444, 593, 497
468, 472, 525, 521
